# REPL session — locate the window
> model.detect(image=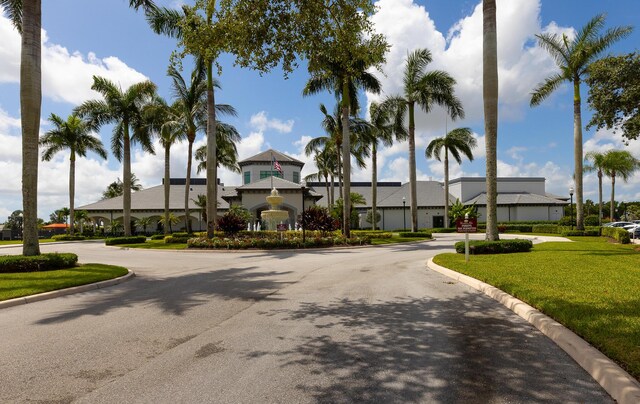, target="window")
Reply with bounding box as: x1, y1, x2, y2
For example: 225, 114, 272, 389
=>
244, 171, 251, 184
260, 170, 283, 179
293, 172, 299, 184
